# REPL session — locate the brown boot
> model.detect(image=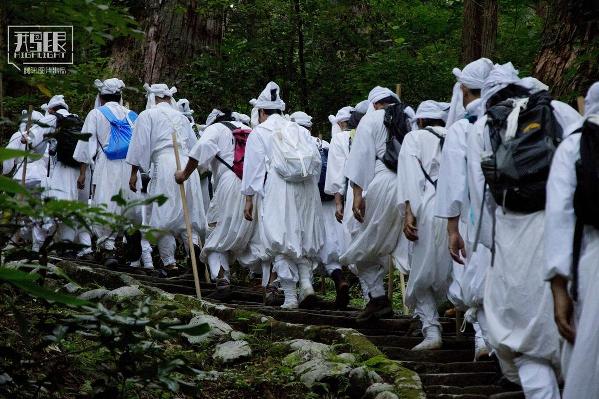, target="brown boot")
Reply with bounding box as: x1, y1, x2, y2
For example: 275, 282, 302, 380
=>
331, 269, 350, 310
356, 295, 393, 323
